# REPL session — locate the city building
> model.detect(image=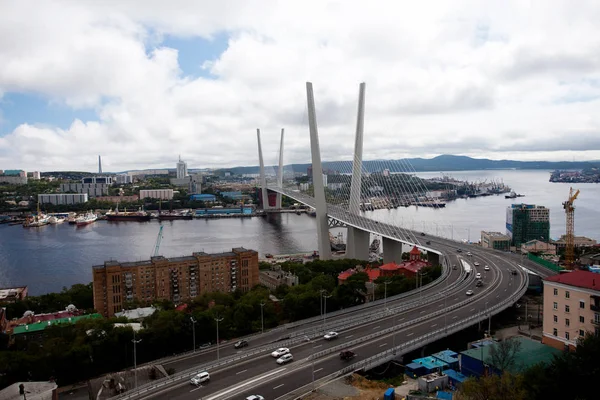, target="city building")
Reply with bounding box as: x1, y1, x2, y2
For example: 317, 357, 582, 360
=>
38, 193, 89, 205
115, 174, 134, 184
259, 269, 299, 289
0, 170, 27, 185
100, 195, 139, 203
190, 194, 216, 202
114, 306, 157, 321
92, 248, 259, 317
542, 270, 600, 350
506, 204, 550, 248
338, 247, 429, 283
139, 189, 174, 200
12, 314, 102, 340
60, 177, 112, 198
521, 240, 557, 255
176, 156, 188, 179
0, 286, 28, 303
480, 231, 511, 251
551, 235, 598, 250
30, 171, 41, 180
580, 253, 600, 267
189, 173, 203, 194
0, 381, 58, 400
